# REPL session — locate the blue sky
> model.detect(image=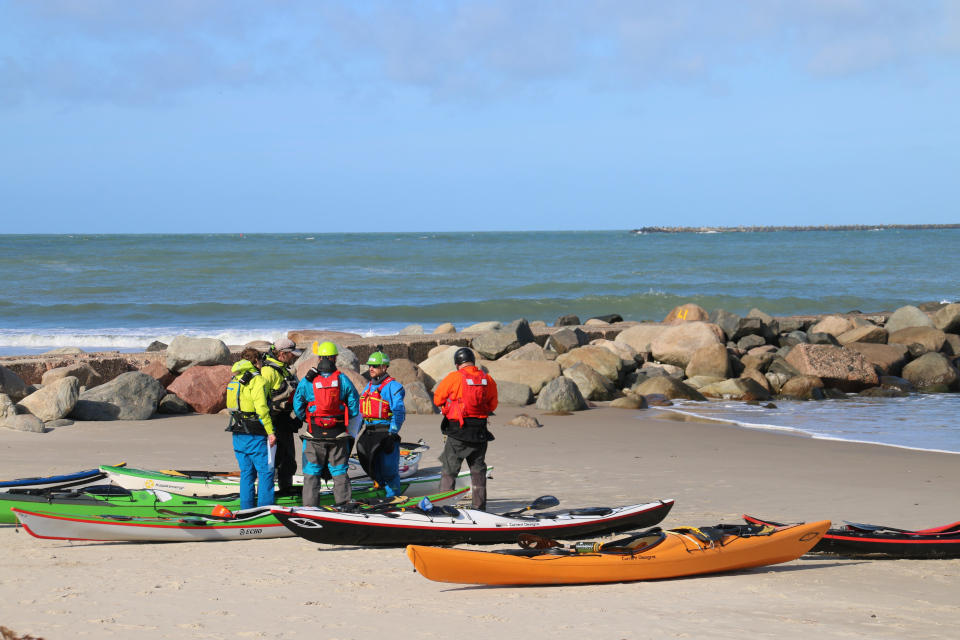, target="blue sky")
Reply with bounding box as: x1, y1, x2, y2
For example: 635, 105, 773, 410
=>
1, 0, 958, 233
